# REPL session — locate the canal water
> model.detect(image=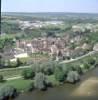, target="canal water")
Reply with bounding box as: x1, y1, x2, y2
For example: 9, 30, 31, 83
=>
15, 67, 98, 100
